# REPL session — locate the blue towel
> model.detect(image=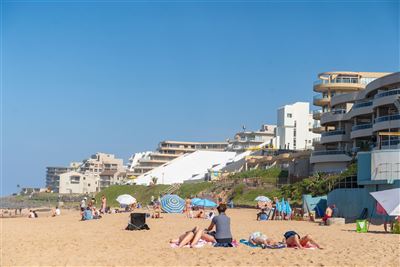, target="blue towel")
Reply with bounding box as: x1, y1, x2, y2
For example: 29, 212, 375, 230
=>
239, 239, 286, 249
240, 239, 261, 248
